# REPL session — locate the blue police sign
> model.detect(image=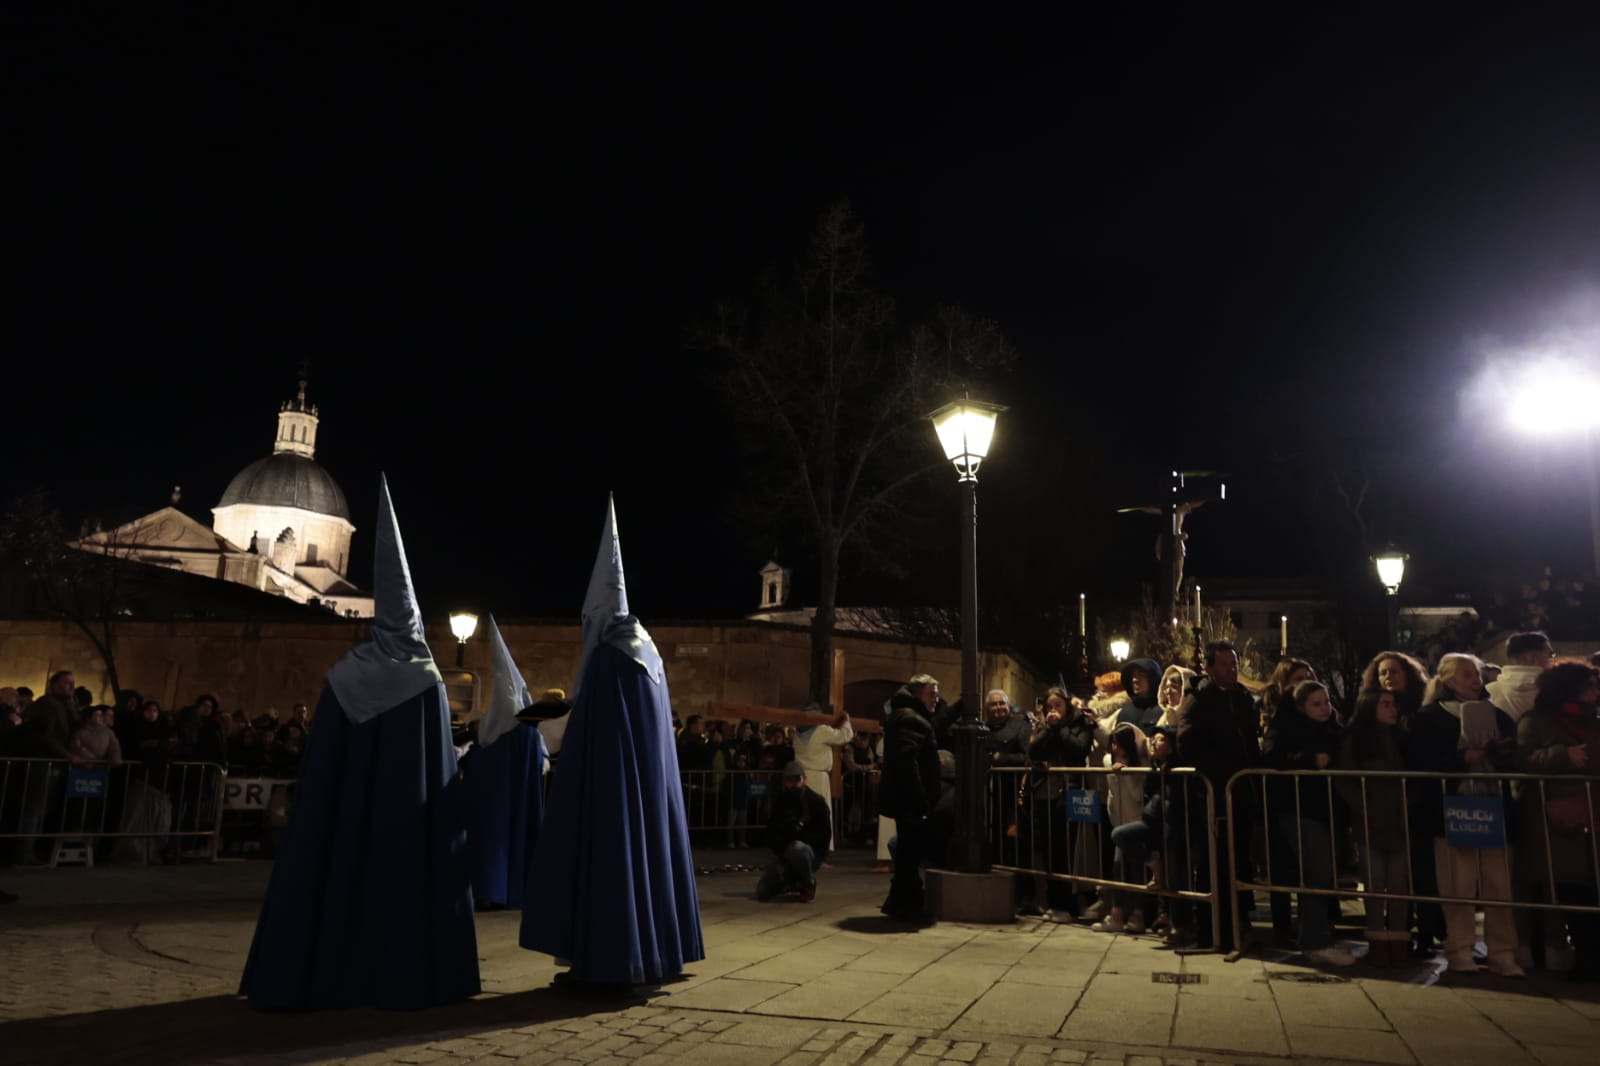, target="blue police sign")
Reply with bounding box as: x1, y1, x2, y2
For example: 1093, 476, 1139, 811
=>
1444, 794, 1506, 848
1064, 788, 1103, 824
65, 768, 109, 799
